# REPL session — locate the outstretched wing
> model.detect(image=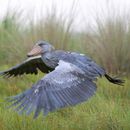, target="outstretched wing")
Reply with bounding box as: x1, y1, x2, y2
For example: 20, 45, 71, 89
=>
7, 60, 97, 118
0, 56, 52, 77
